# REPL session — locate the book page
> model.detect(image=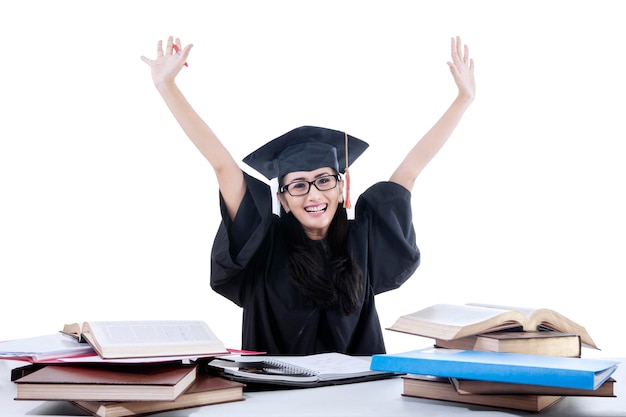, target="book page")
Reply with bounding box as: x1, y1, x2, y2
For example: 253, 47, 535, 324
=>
467, 303, 539, 318
85, 321, 220, 347
405, 304, 521, 326
389, 304, 529, 340
467, 303, 597, 348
